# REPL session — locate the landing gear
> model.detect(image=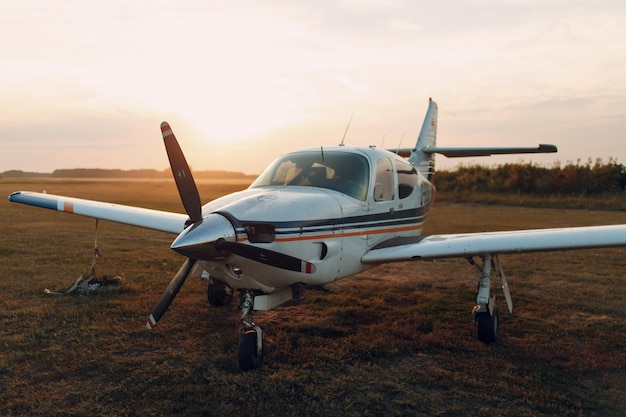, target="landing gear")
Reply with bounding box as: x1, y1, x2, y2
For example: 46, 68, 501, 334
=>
207, 279, 233, 306
237, 291, 263, 371
239, 328, 263, 370
467, 254, 511, 344
475, 305, 498, 343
